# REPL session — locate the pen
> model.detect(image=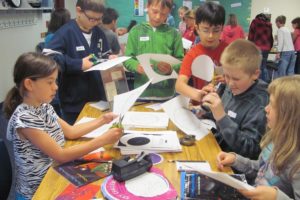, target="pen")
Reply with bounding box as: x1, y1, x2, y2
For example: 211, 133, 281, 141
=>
168, 160, 206, 163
